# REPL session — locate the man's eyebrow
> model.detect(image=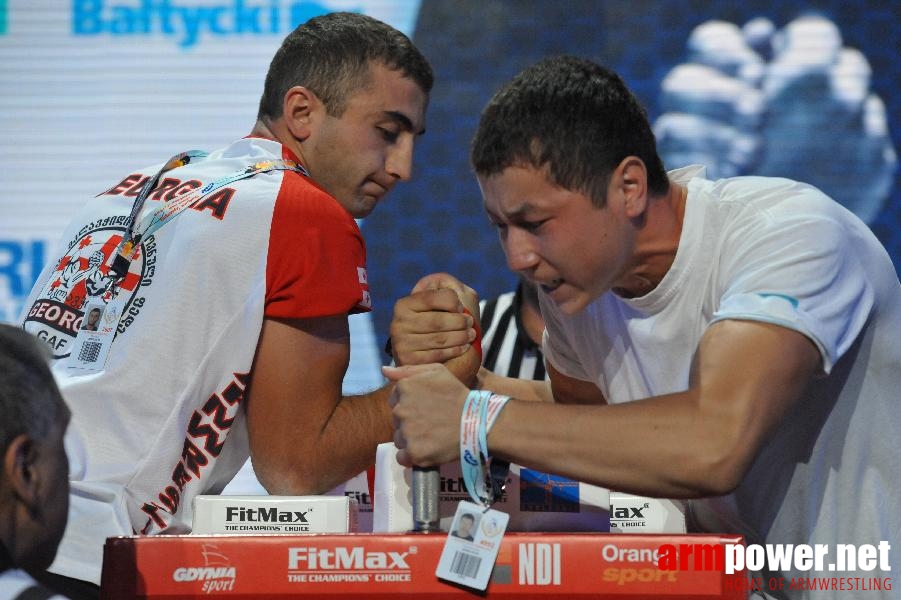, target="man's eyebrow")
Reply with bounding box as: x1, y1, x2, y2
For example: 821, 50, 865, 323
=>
383, 110, 426, 135
504, 202, 536, 220
484, 202, 536, 223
